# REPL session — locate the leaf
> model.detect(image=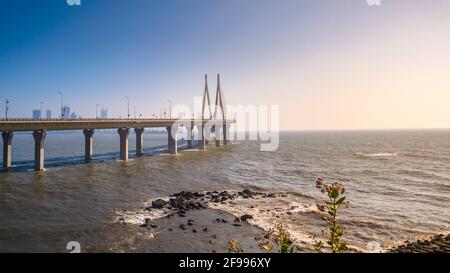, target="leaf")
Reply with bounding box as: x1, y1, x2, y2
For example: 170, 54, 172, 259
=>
336, 197, 346, 205
330, 189, 339, 199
